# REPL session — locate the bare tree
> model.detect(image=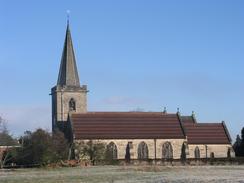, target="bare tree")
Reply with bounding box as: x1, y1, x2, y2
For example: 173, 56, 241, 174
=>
0, 117, 18, 168
0, 117, 16, 144
0, 116, 7, 133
